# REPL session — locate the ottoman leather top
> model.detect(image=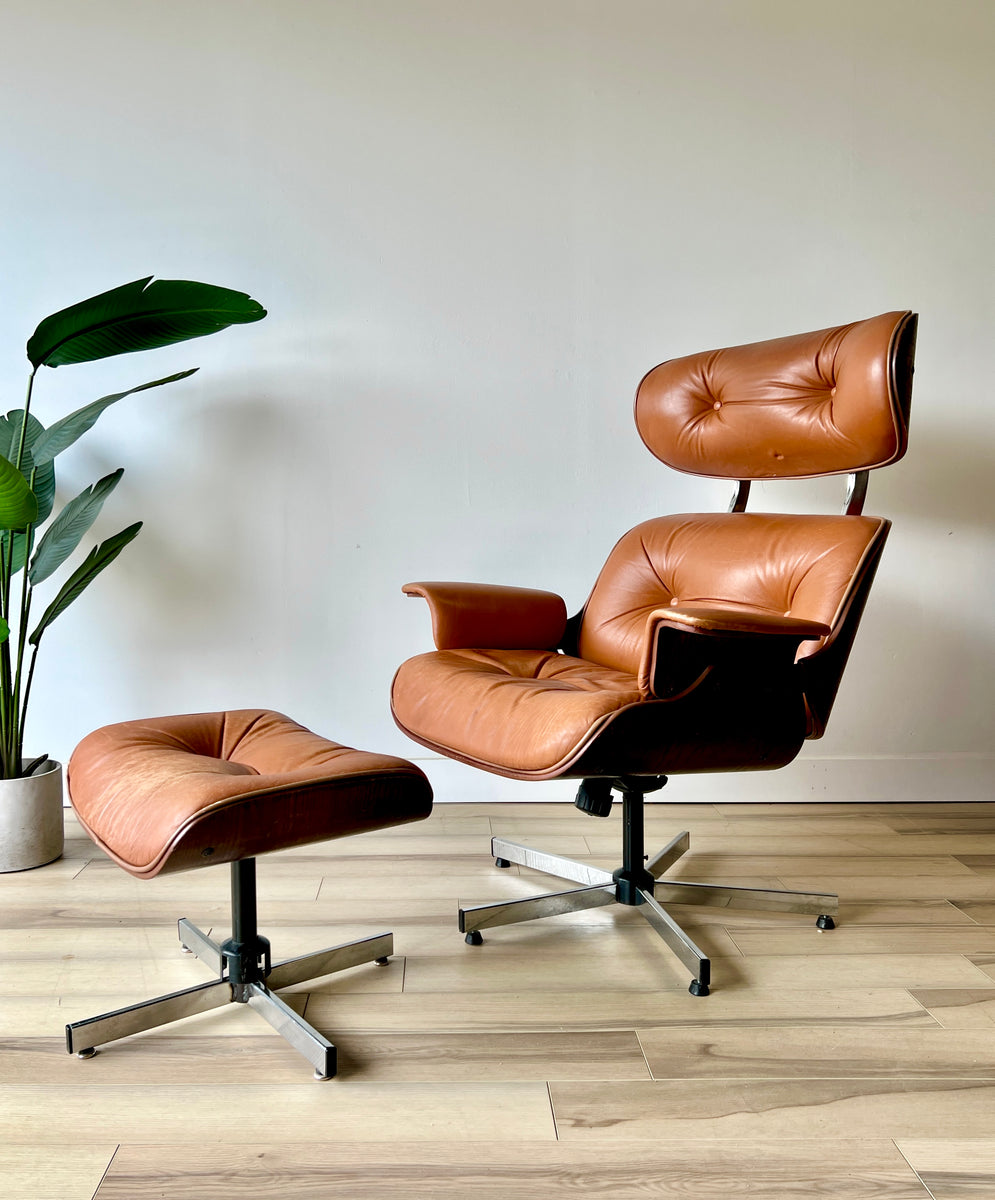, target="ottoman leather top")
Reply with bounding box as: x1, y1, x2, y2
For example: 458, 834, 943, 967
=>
68, 710, 433, 879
